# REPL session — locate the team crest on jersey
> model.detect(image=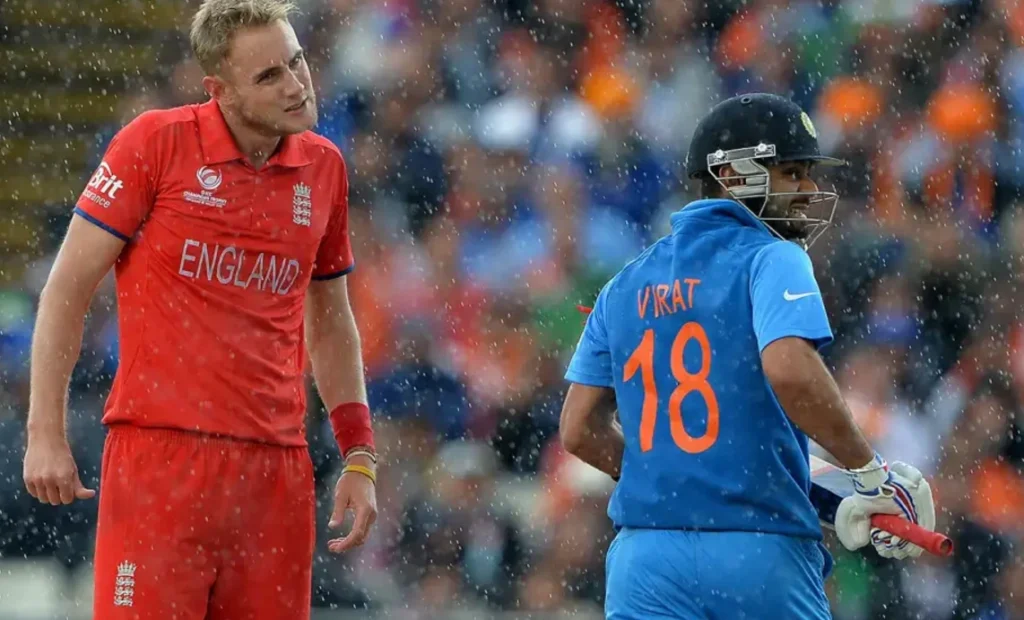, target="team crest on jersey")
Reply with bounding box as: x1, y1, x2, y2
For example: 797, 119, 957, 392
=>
292, 183, 312, 227
114, 561, 136, 607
